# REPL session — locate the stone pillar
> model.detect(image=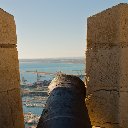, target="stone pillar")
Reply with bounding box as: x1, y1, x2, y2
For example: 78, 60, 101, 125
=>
86, 3, 128, 128
0, 9, 24, 128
